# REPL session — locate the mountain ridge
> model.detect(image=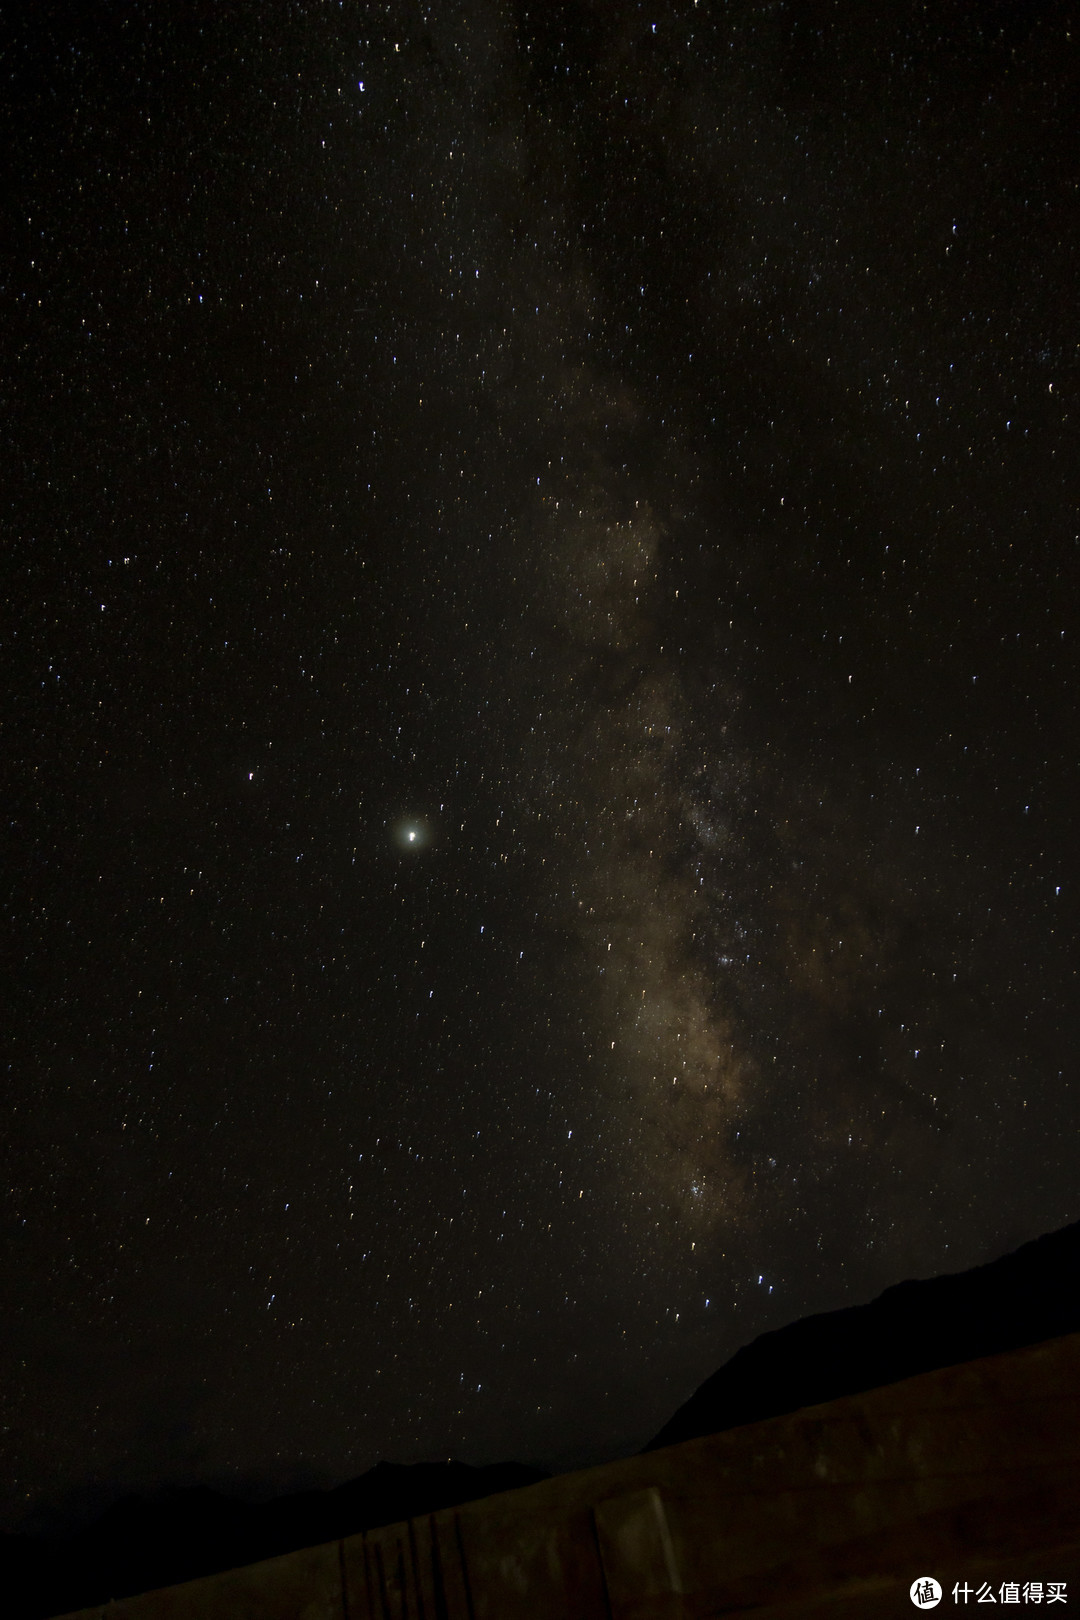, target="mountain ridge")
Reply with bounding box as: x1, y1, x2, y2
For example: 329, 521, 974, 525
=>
8, 1217, 1080, 1618
647, 1217, 1080, 1450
